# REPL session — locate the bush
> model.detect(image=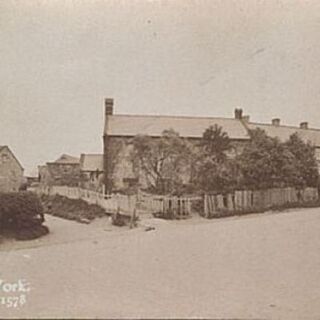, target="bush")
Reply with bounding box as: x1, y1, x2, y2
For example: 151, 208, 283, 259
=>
0, 191, 48, 241
40, 194, 106, 223
111, 211, 139, 227
15, 225, 49, 241
111, 212, 127, 226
